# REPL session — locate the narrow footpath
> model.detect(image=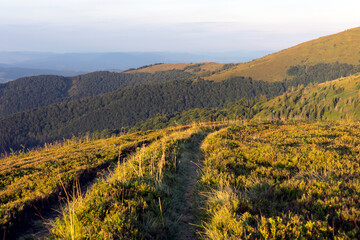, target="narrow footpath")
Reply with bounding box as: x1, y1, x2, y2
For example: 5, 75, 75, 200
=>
170, 135, 206, 240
